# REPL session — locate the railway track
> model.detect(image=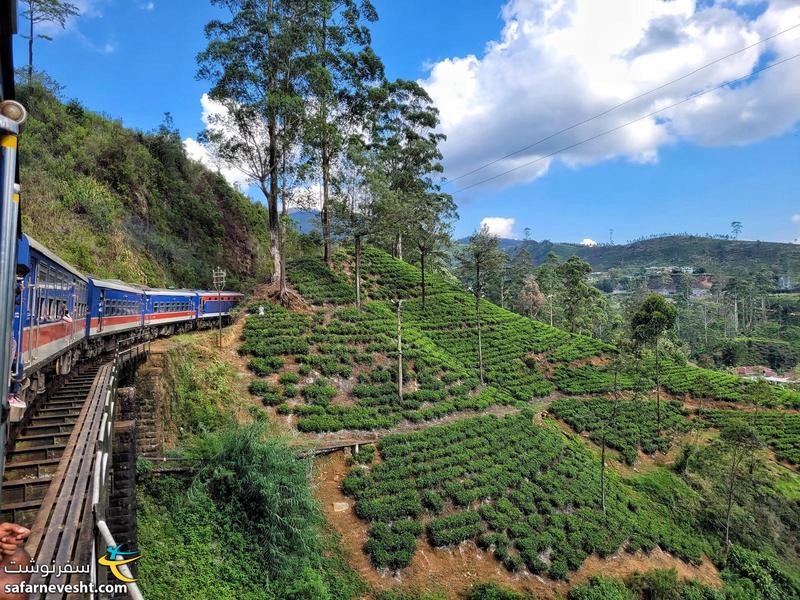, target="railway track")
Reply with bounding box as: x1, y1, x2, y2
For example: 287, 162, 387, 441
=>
0, 364, 101, 527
